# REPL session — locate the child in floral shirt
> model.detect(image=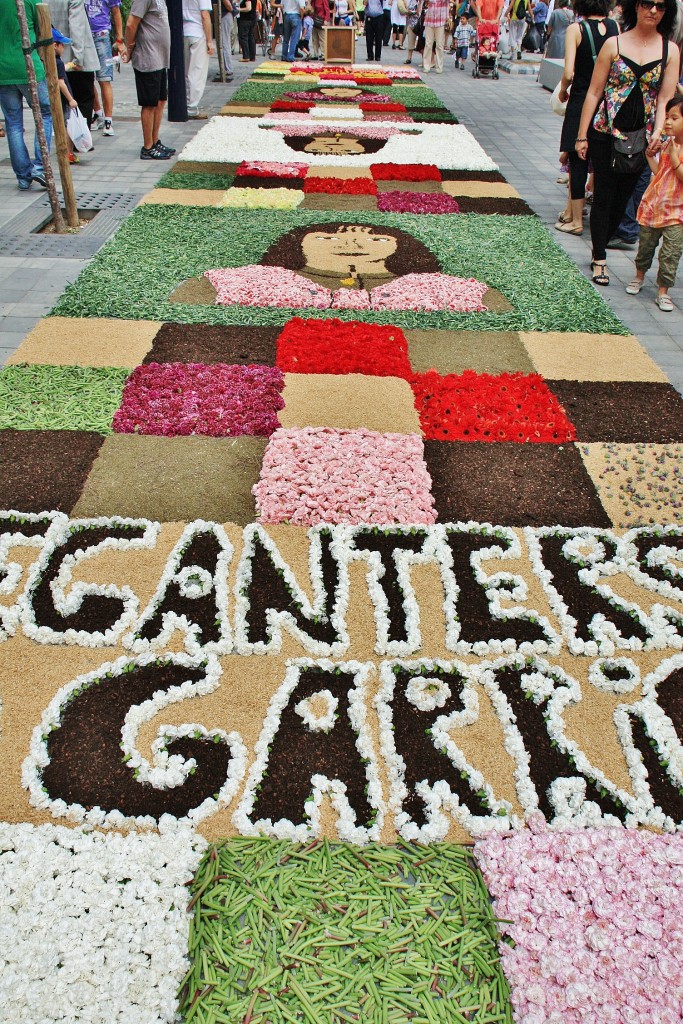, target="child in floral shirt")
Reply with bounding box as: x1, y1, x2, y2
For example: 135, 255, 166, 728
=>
625, 96, 683, 313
